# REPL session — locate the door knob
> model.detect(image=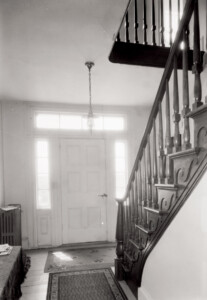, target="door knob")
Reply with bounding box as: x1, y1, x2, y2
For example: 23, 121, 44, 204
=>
98, 193, 108, 198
